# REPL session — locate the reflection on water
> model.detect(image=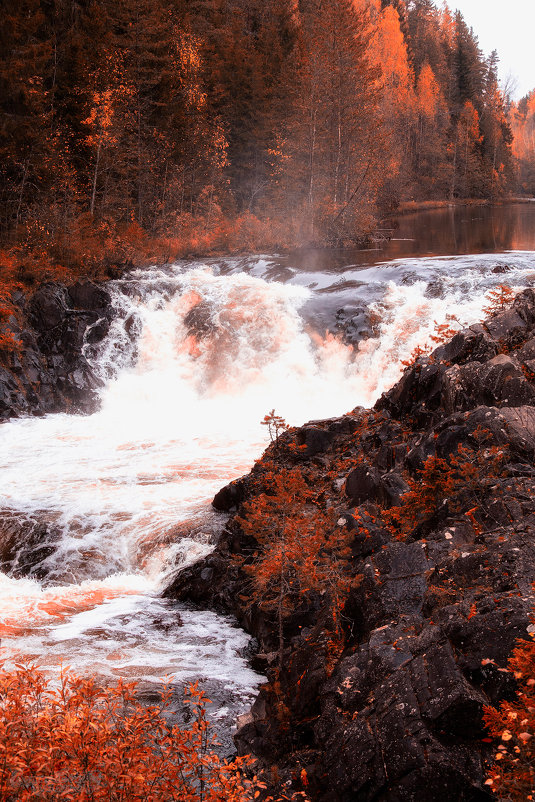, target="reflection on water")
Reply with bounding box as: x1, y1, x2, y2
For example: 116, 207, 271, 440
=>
389, 203, 535, 258
239, 202, 535, 275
